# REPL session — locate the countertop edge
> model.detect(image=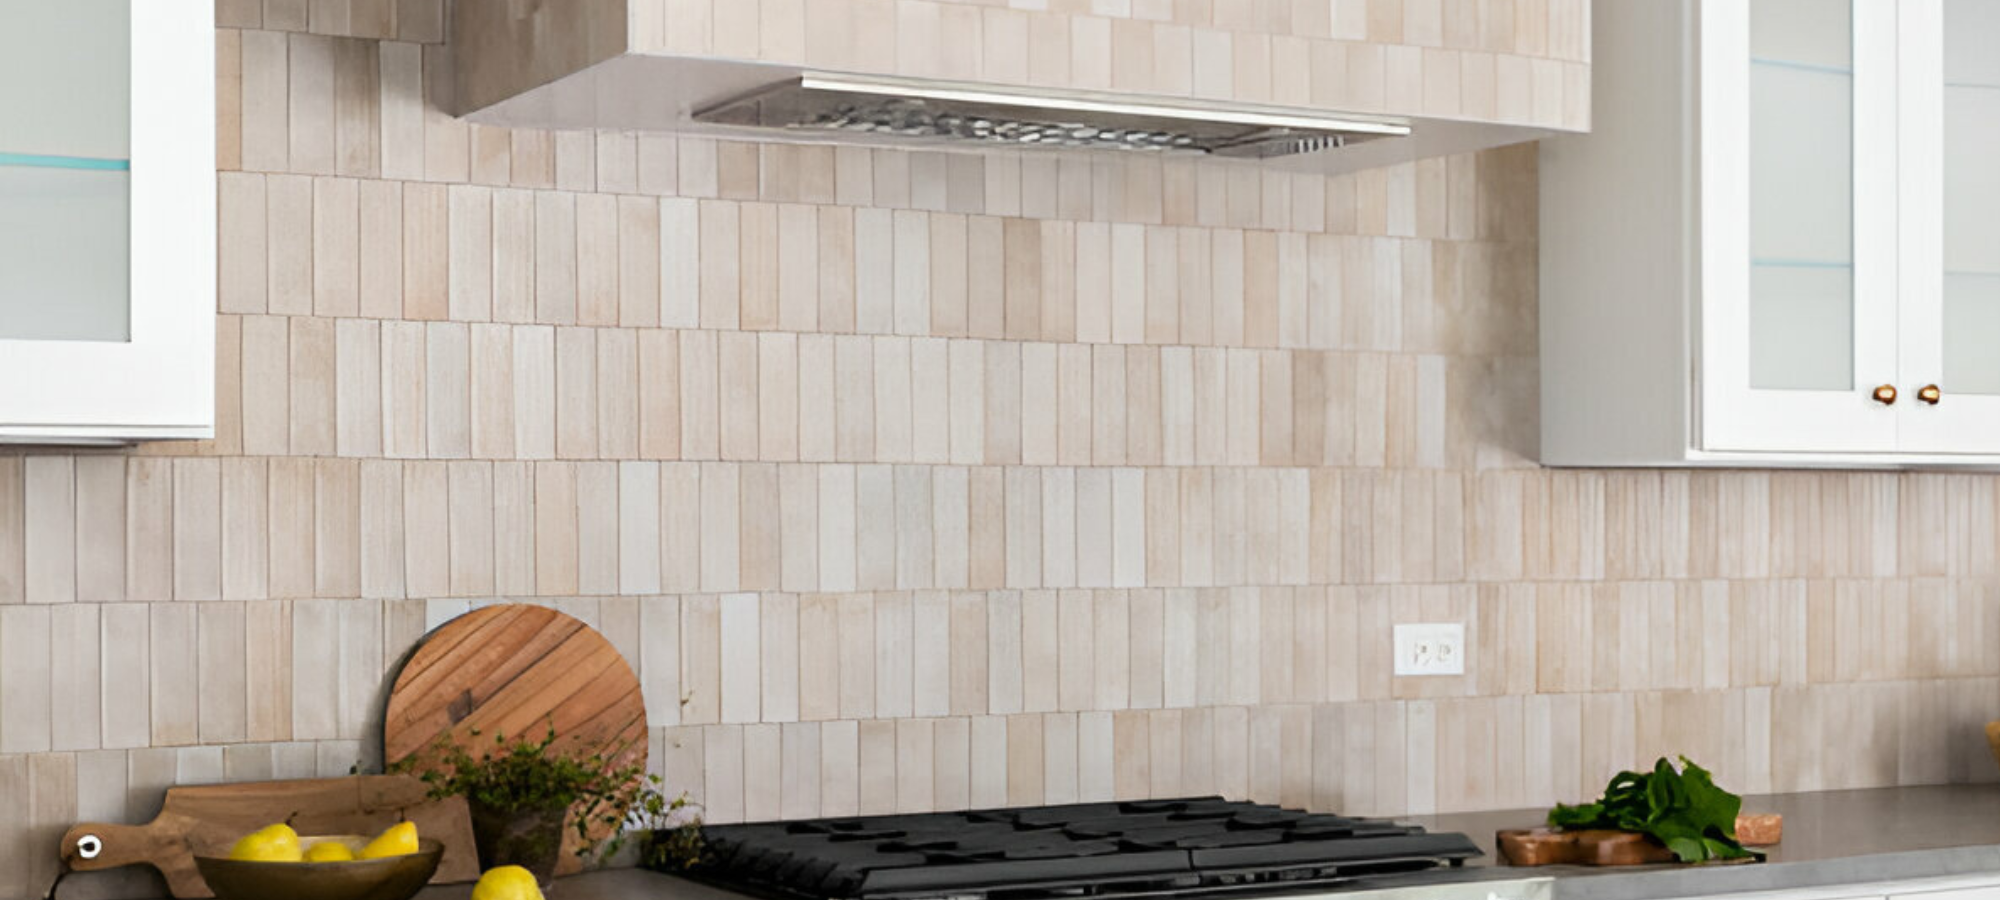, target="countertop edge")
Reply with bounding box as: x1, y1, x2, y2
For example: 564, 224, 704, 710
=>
1545, 845, 2000, 900
407, 785, 2000, 900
